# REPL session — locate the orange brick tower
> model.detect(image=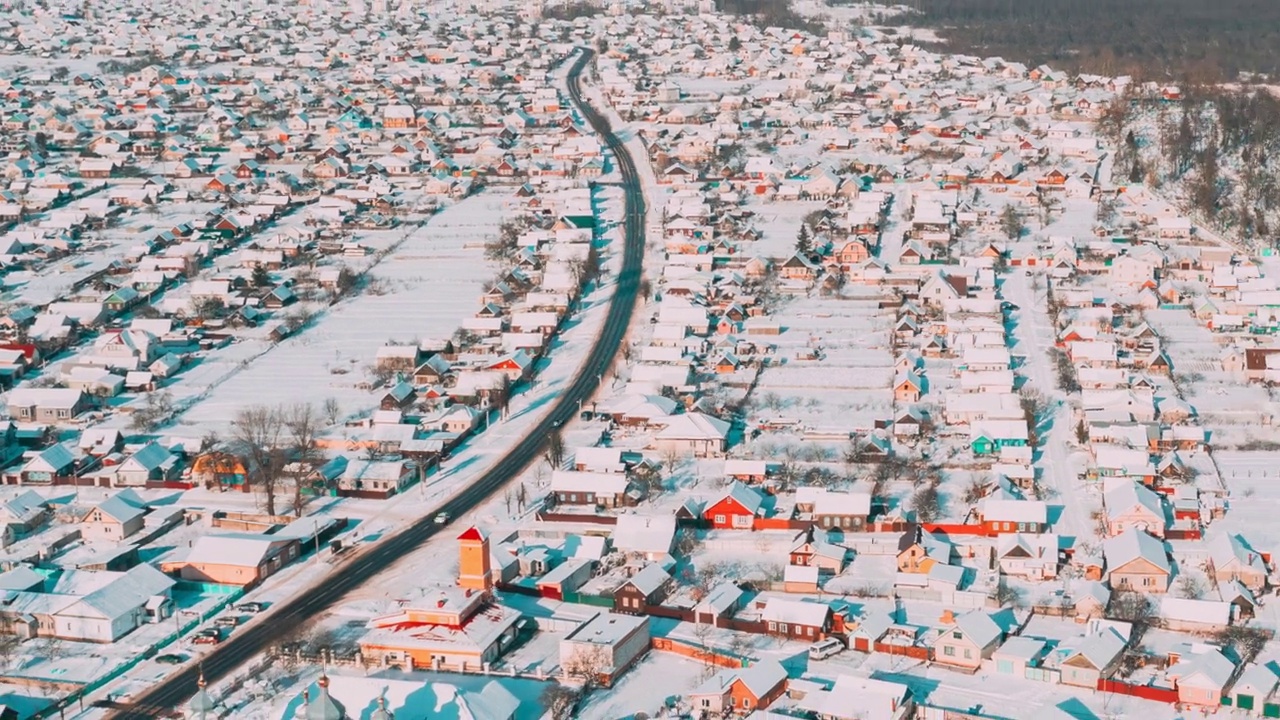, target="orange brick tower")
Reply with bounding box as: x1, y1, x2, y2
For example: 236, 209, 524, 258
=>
457, 526, 492, 592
